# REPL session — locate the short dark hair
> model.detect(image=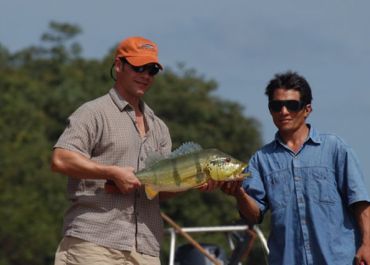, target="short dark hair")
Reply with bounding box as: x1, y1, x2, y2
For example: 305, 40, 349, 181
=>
265, 71, 313, 105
